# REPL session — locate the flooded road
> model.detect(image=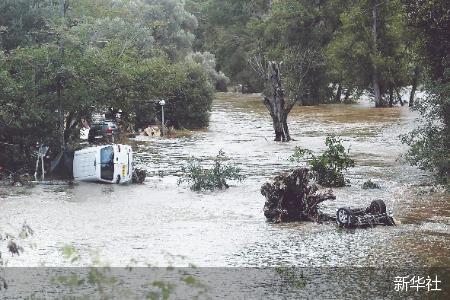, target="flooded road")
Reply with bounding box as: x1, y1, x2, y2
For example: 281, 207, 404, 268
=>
1, 93, 449, 268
